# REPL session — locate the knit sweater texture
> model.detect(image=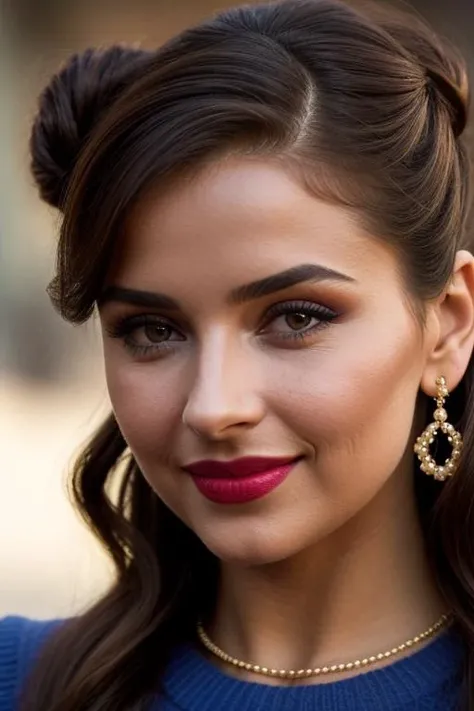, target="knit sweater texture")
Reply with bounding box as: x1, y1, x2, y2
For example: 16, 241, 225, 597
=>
0, 616, 465, 710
